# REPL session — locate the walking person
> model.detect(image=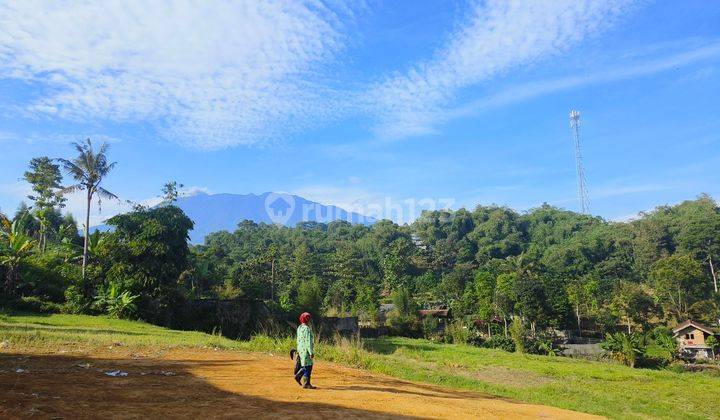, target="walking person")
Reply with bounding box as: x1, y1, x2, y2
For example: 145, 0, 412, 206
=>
294, 312, 316, 389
